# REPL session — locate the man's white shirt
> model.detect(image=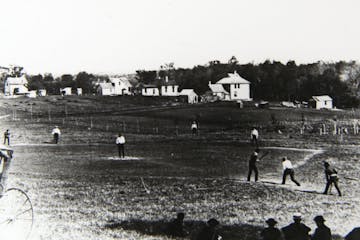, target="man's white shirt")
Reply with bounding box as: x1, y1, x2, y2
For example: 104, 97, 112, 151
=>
116, 136, 126, 144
